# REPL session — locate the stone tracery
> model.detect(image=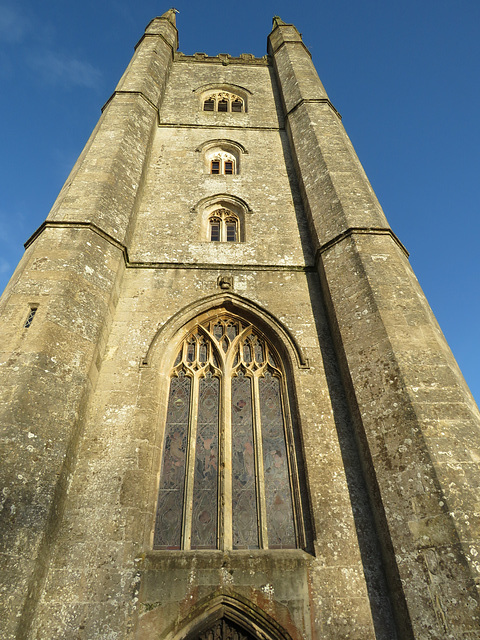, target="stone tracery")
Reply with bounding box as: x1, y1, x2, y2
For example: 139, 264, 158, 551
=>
154, 314, 299, 550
